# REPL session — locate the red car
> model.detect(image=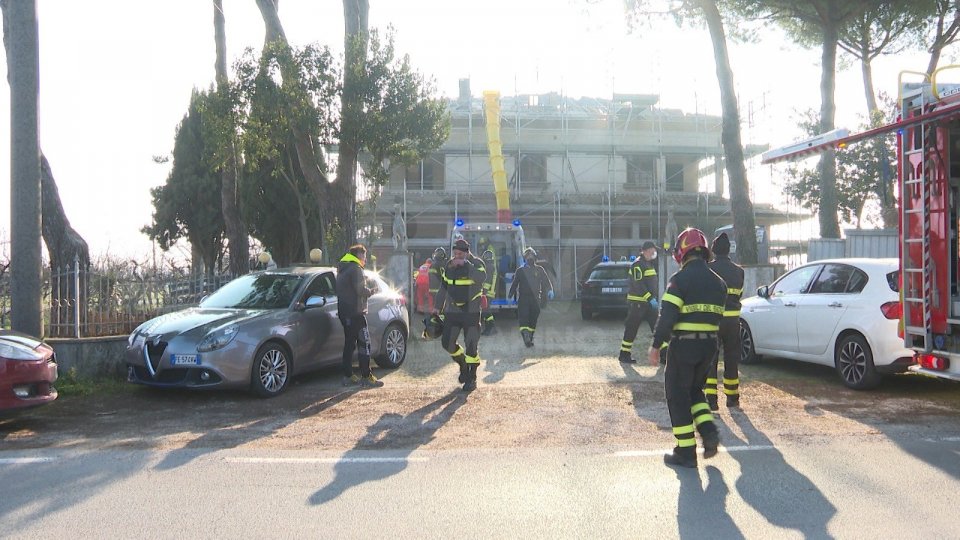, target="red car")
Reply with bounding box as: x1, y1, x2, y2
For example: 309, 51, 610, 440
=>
0, 330, 58, 412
